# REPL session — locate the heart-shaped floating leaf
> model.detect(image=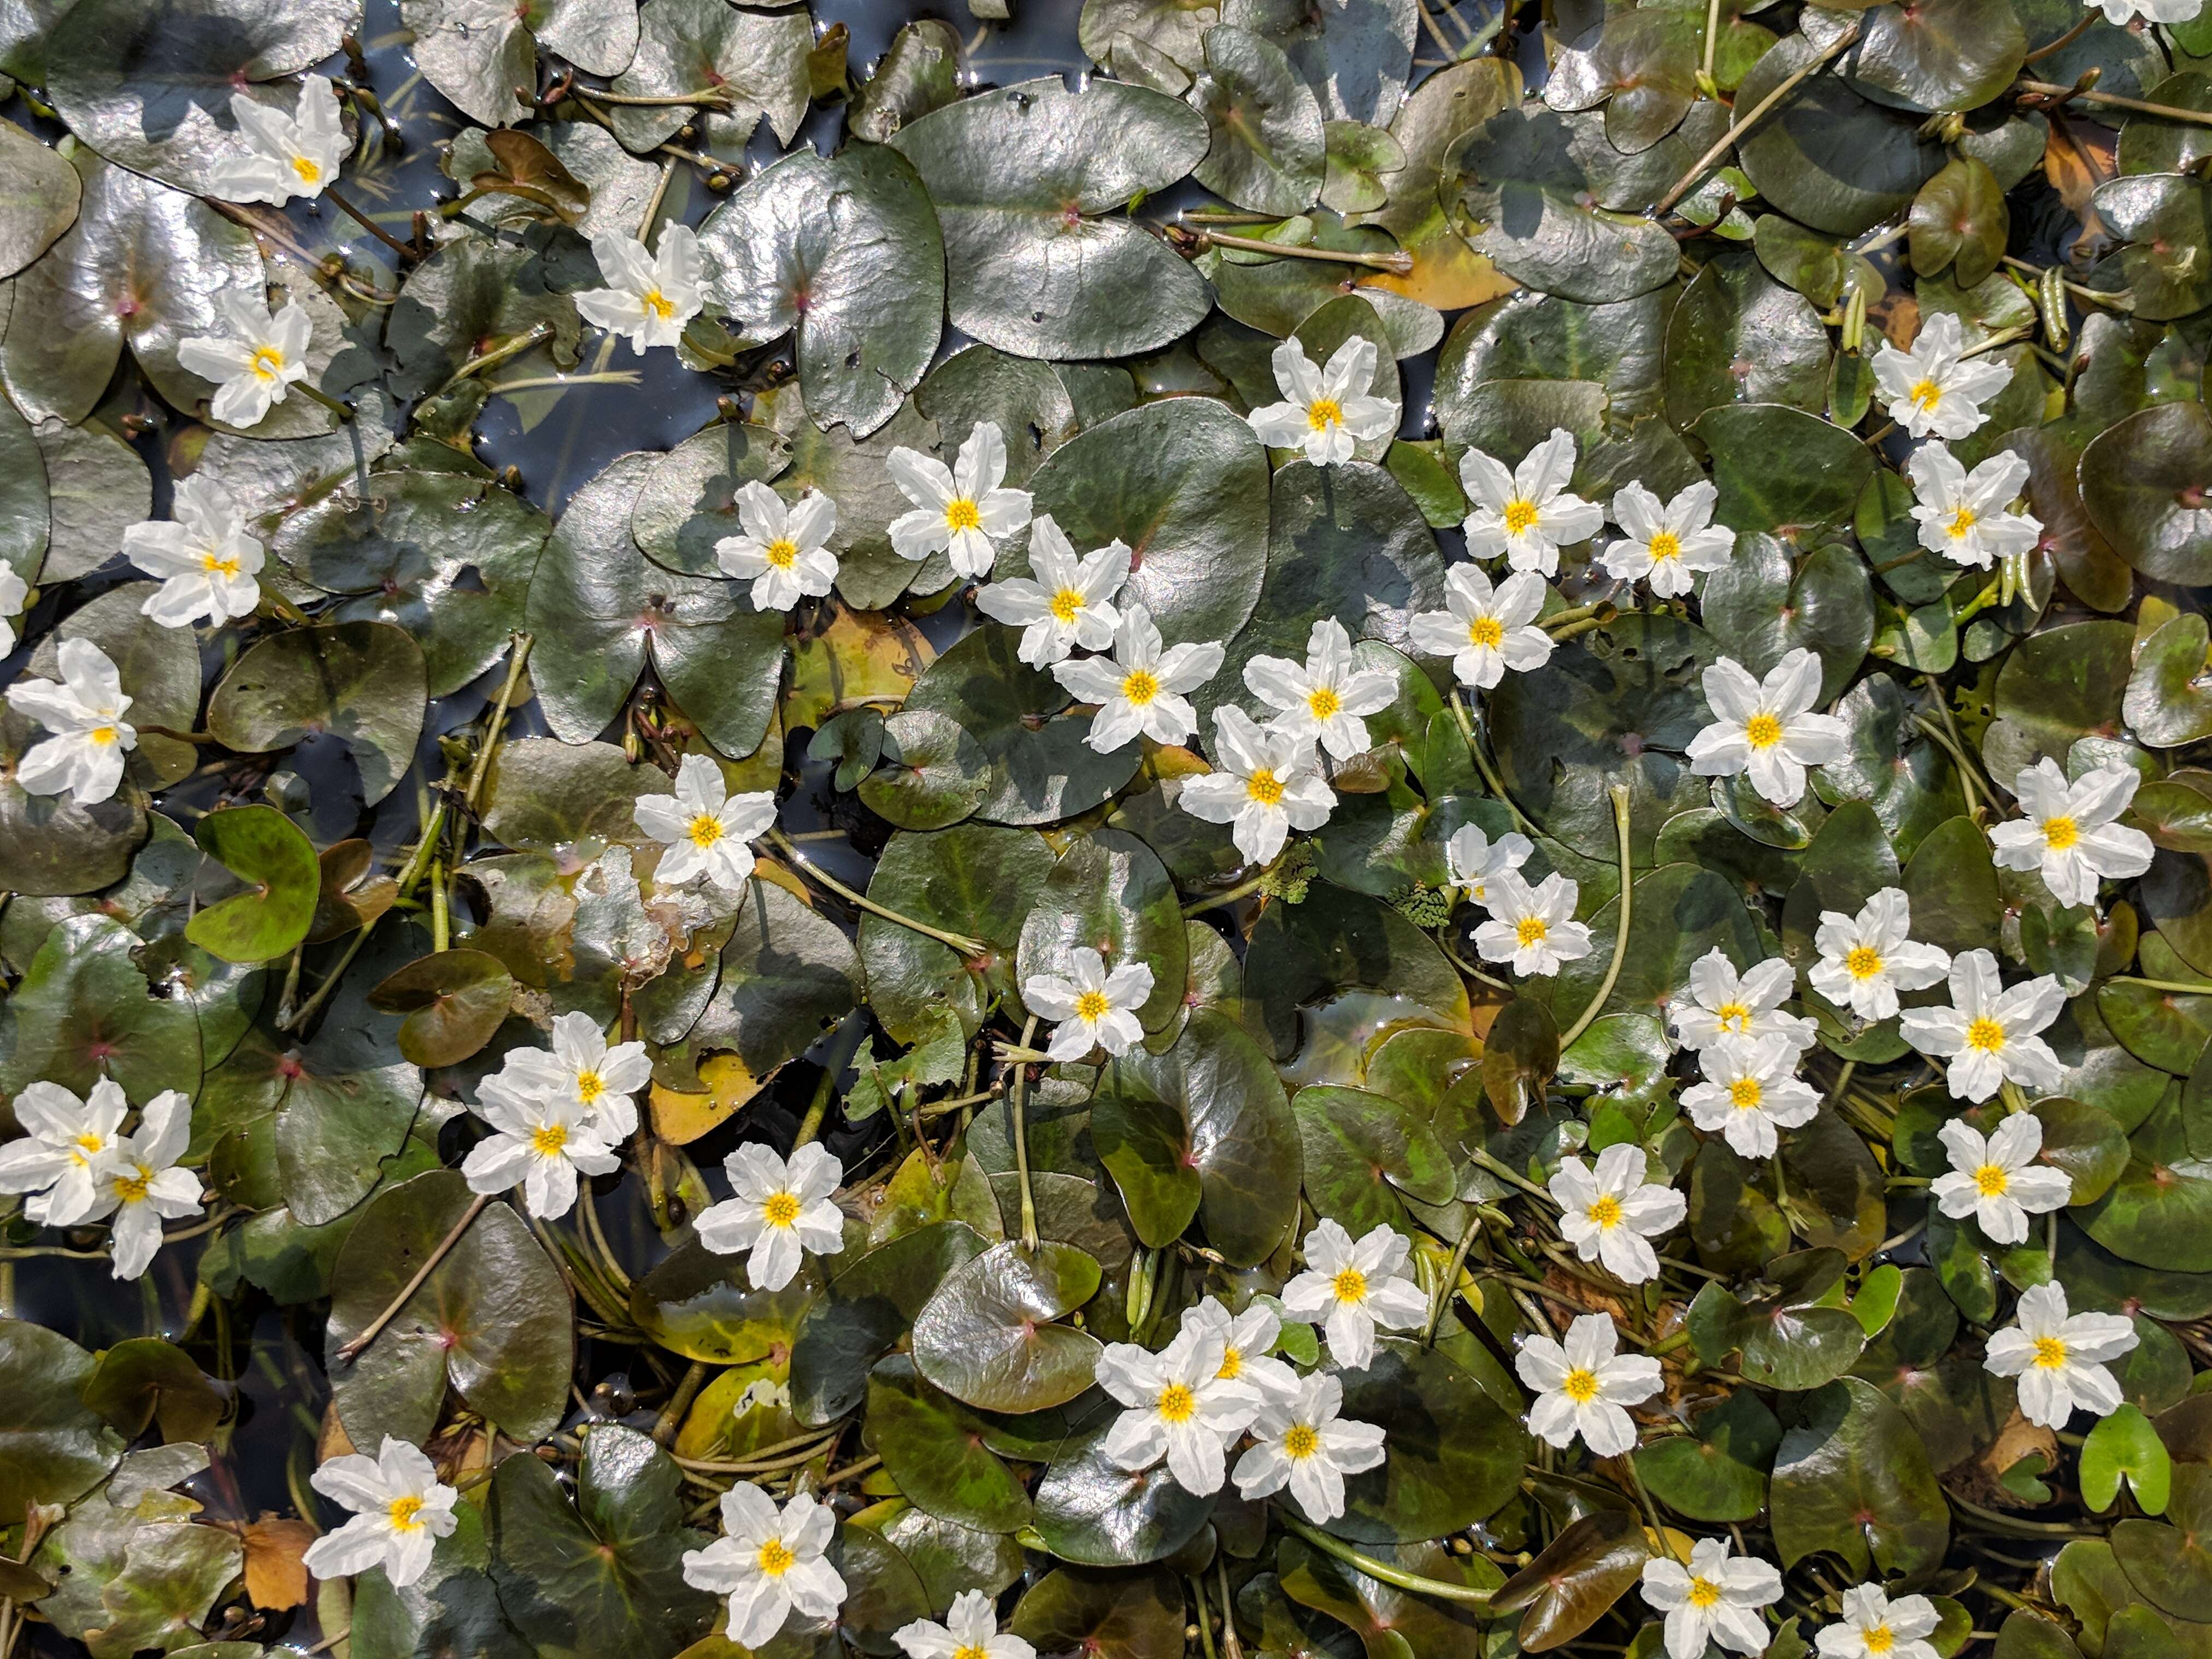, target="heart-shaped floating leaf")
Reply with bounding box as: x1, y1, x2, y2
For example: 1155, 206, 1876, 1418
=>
1734, 34, 1945, 235
790, 1221, 990, 1425
861, 822, 1055, 1045
1326, 1338, 1529, 1543
0, 913, 202, 1104
1189, 25, 1326, 215
0, 121, 80, 279
185, 807, 320, 967
1029, 1409, 1218, 1568
1009, 1568, 1185, 1659
604, 0, 811, 152
910, 1238, 1102, 1412
1769, 1376, 1951, 1576
1633, 1390, 1783, 1522
208, 622, 429, 808
366, 949, 517, 1069
403, 0, 639, 127
1016, 828, 1187, 1035
865, 1355, 1032, 1534
1492, 1508, 1651, 1651
79, 1338, 226, 1444
0, 1320, 124, 1520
